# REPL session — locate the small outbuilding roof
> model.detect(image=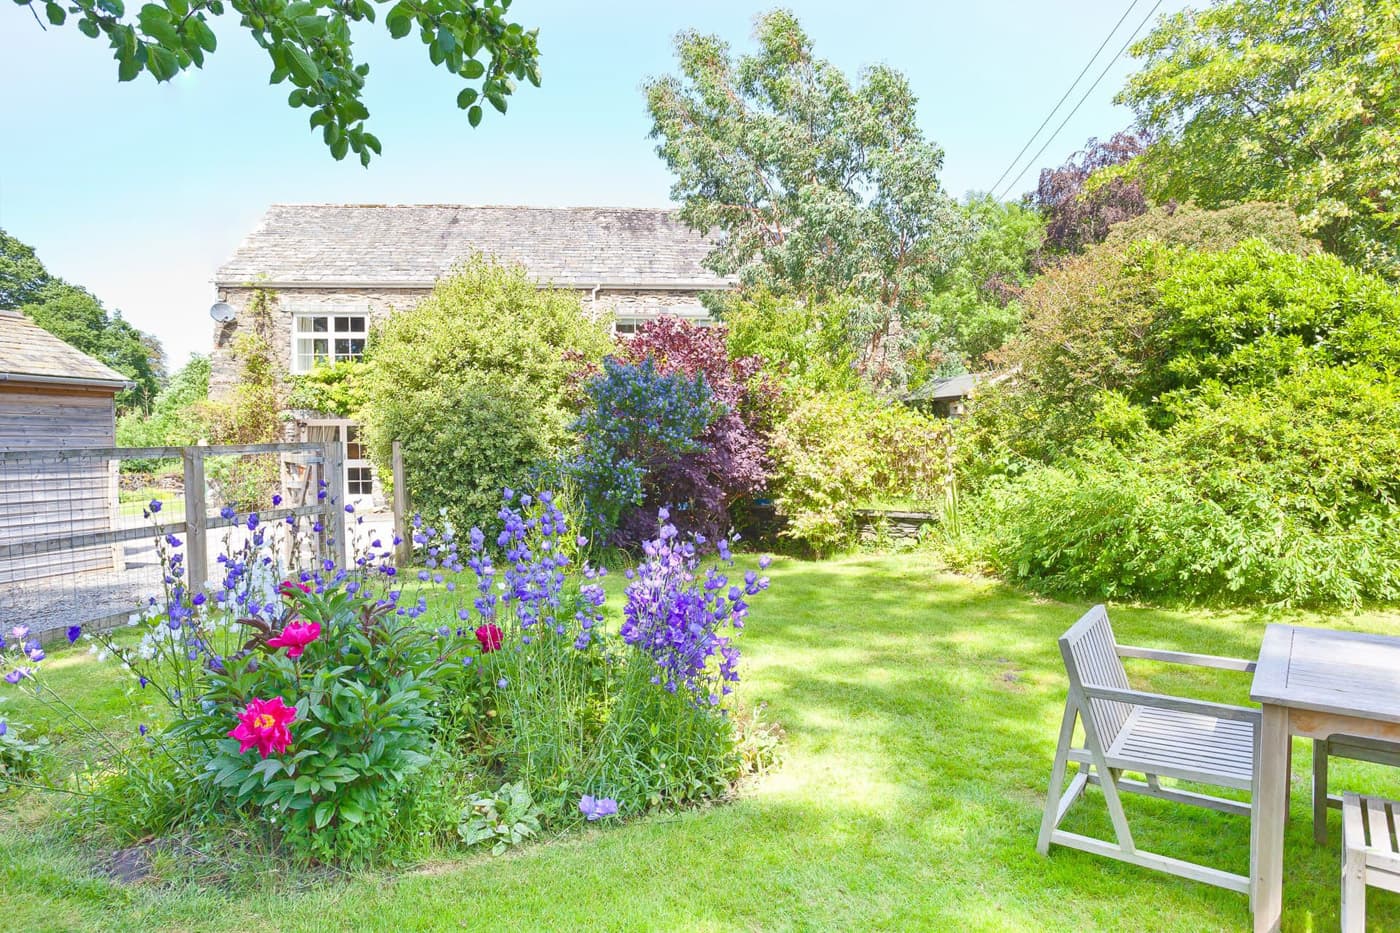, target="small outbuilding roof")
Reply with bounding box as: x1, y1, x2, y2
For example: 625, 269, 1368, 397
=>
215, 204, 736, 290
907, 373, 982, 403
0, 310, 132, 390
